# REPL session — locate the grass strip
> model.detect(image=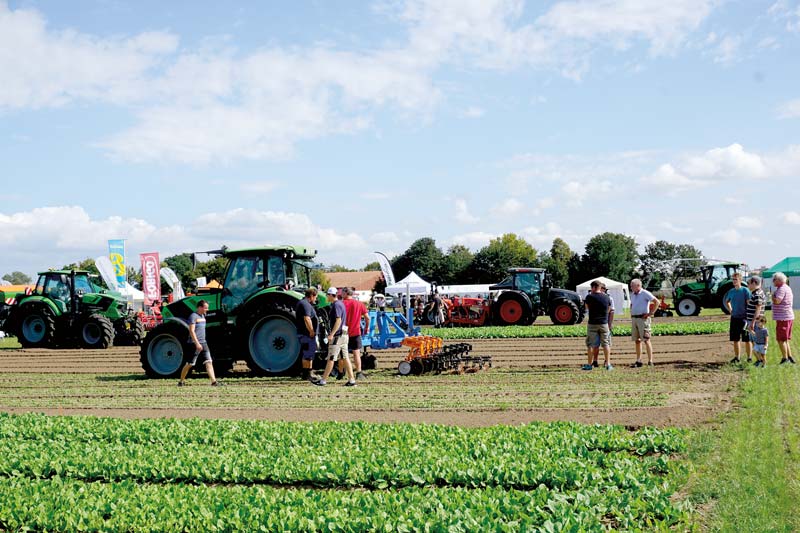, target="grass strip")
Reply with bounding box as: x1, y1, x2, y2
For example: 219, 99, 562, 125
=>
432, 322, 728, 339
688, 315, 800, 531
